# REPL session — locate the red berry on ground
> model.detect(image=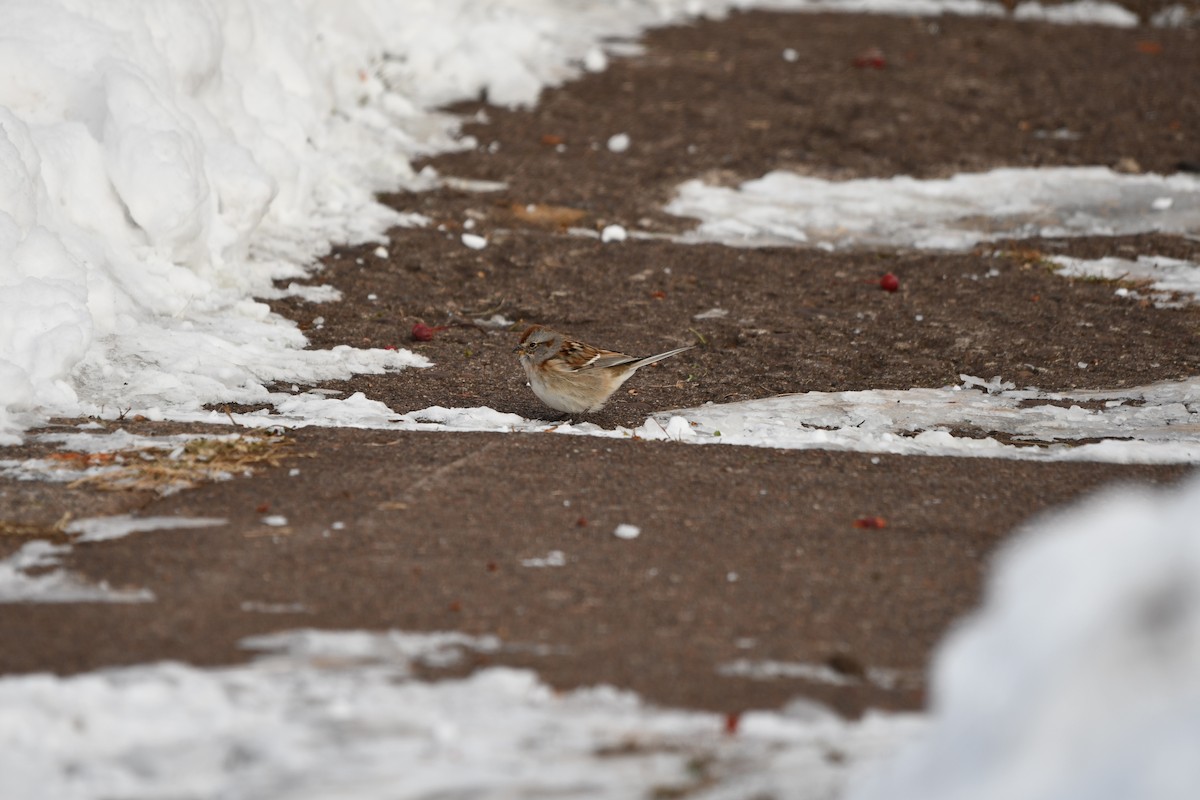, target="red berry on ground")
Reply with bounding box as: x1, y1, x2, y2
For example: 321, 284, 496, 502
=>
411, 322, 448, 341
853, 47, 887, 69
880, 273, 900, 292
